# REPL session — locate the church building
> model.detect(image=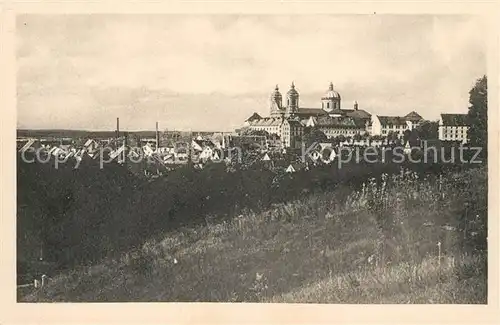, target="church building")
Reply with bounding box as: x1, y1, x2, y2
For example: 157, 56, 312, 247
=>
243, 82, 372, 148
